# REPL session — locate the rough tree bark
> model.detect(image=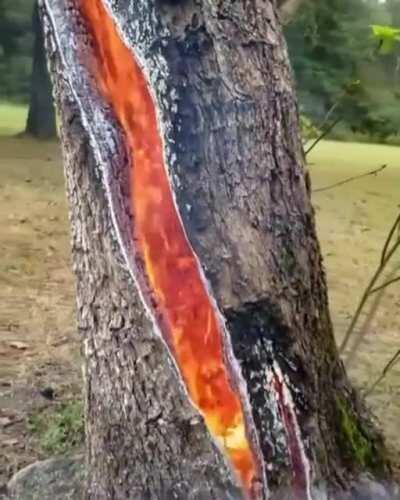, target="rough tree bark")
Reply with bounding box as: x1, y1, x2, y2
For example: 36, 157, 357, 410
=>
39, 0, 394, 499
25, 0, 56, 139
